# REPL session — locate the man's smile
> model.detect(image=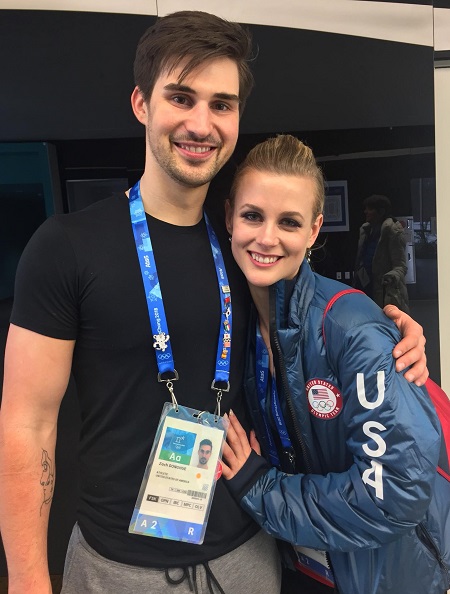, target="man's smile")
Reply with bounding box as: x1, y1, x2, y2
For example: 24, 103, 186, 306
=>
176, 143, 215, 154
